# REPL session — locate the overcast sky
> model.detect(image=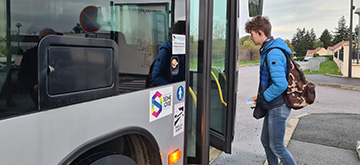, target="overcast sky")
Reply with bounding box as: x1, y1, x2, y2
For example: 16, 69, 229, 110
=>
240, 0, 360, 41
